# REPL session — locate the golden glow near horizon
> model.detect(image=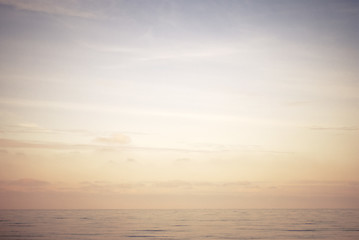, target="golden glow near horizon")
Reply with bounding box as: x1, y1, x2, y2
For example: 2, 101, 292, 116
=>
0, 0, 358, 209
